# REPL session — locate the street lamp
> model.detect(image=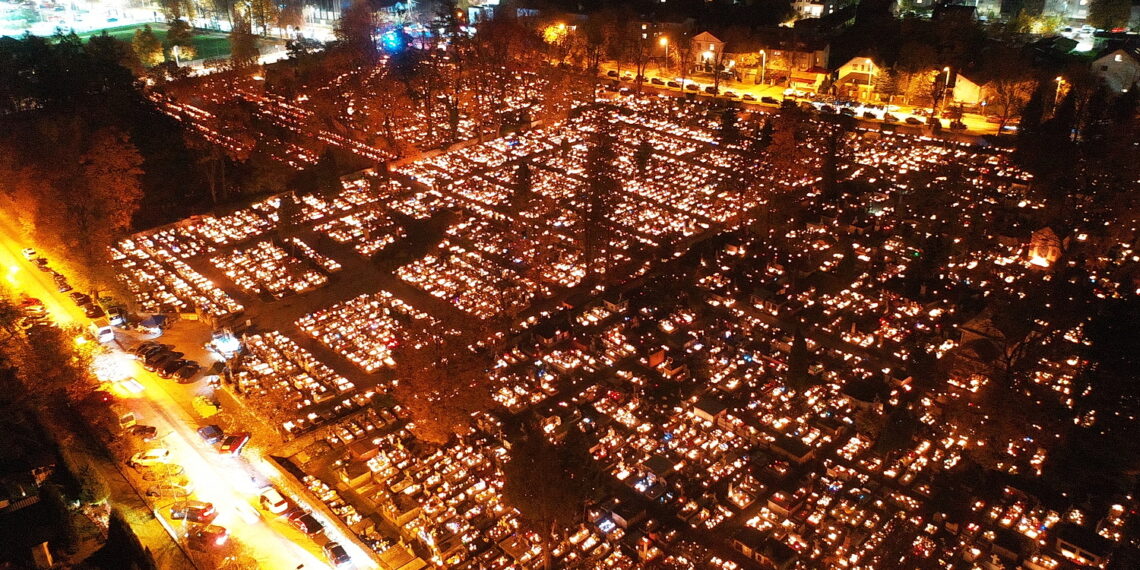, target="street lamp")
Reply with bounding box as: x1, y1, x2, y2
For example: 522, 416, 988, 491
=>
659, 36, 669, 71
1054, 76, 1065, 106
759, 49, 767, 85
866, 58, 875, 101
